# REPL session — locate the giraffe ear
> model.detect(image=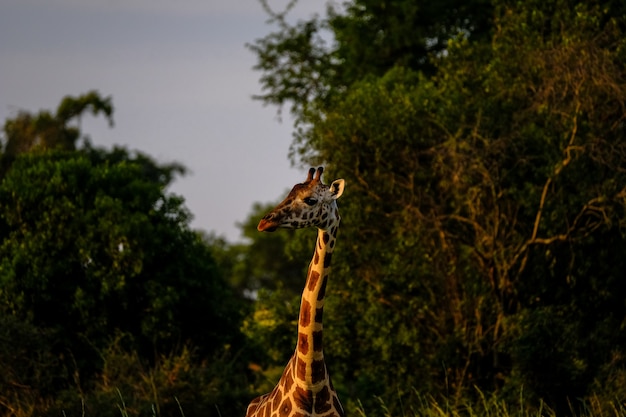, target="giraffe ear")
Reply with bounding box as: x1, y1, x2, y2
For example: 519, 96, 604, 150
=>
330, 179, 345, 199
